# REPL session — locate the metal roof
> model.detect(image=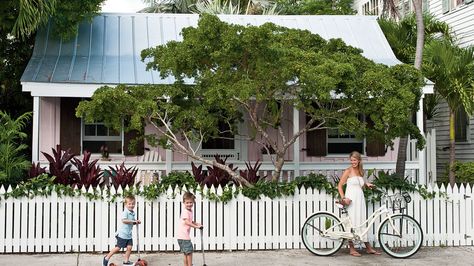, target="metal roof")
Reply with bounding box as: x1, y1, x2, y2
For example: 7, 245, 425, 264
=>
21, 13, 401, 85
